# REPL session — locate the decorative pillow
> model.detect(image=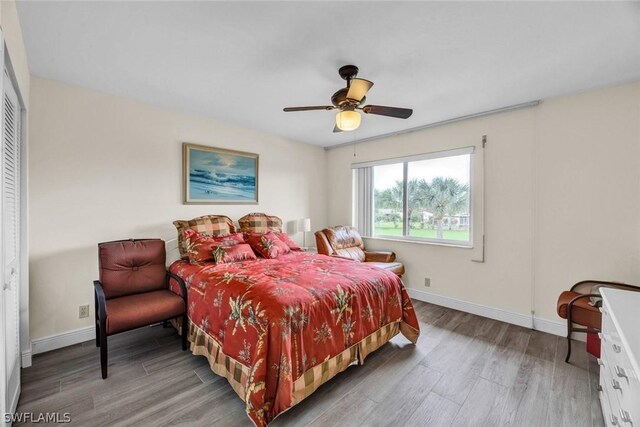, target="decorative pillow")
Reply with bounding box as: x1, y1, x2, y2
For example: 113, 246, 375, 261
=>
238, 213, 283, 233
183, 229, 244, 263
274, 232, 303, 251
173, 215, 235, 258
212, 243, 257, 264
246, 232, 291, 259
